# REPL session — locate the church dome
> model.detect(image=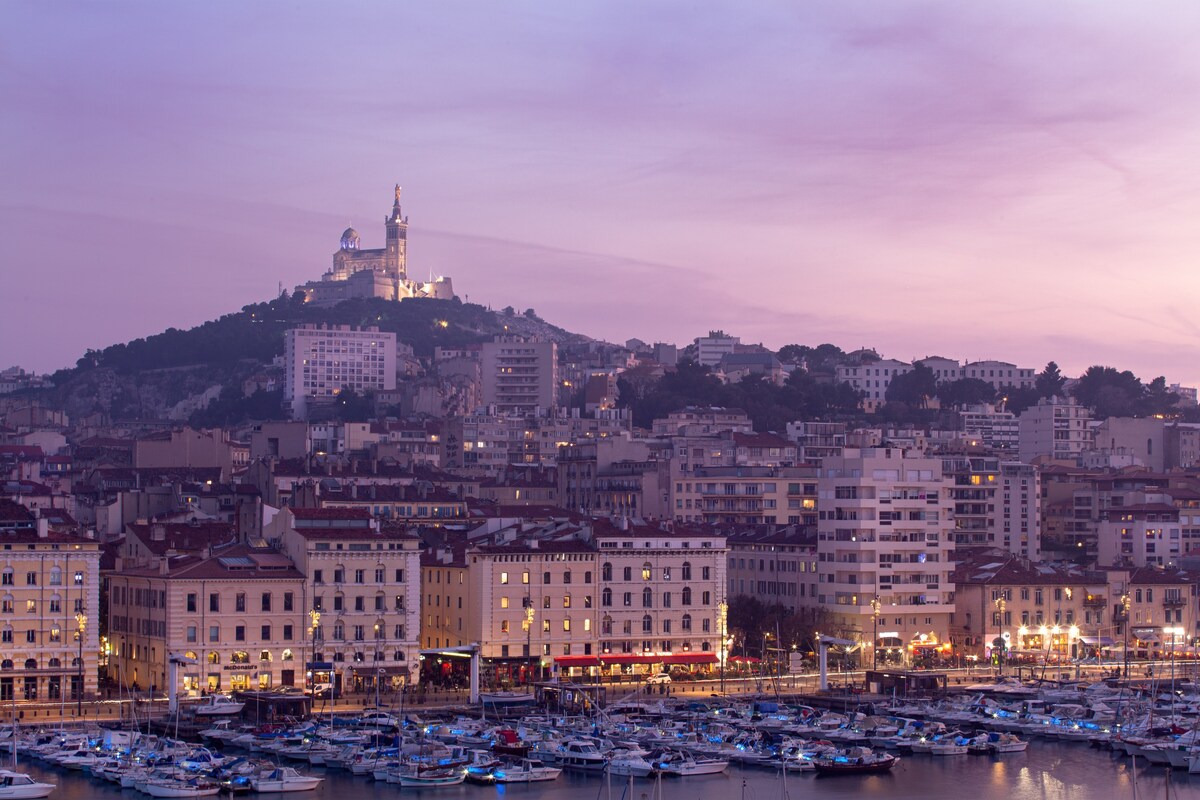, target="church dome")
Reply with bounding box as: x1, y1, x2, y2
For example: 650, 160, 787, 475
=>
340, 227, 361, 250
